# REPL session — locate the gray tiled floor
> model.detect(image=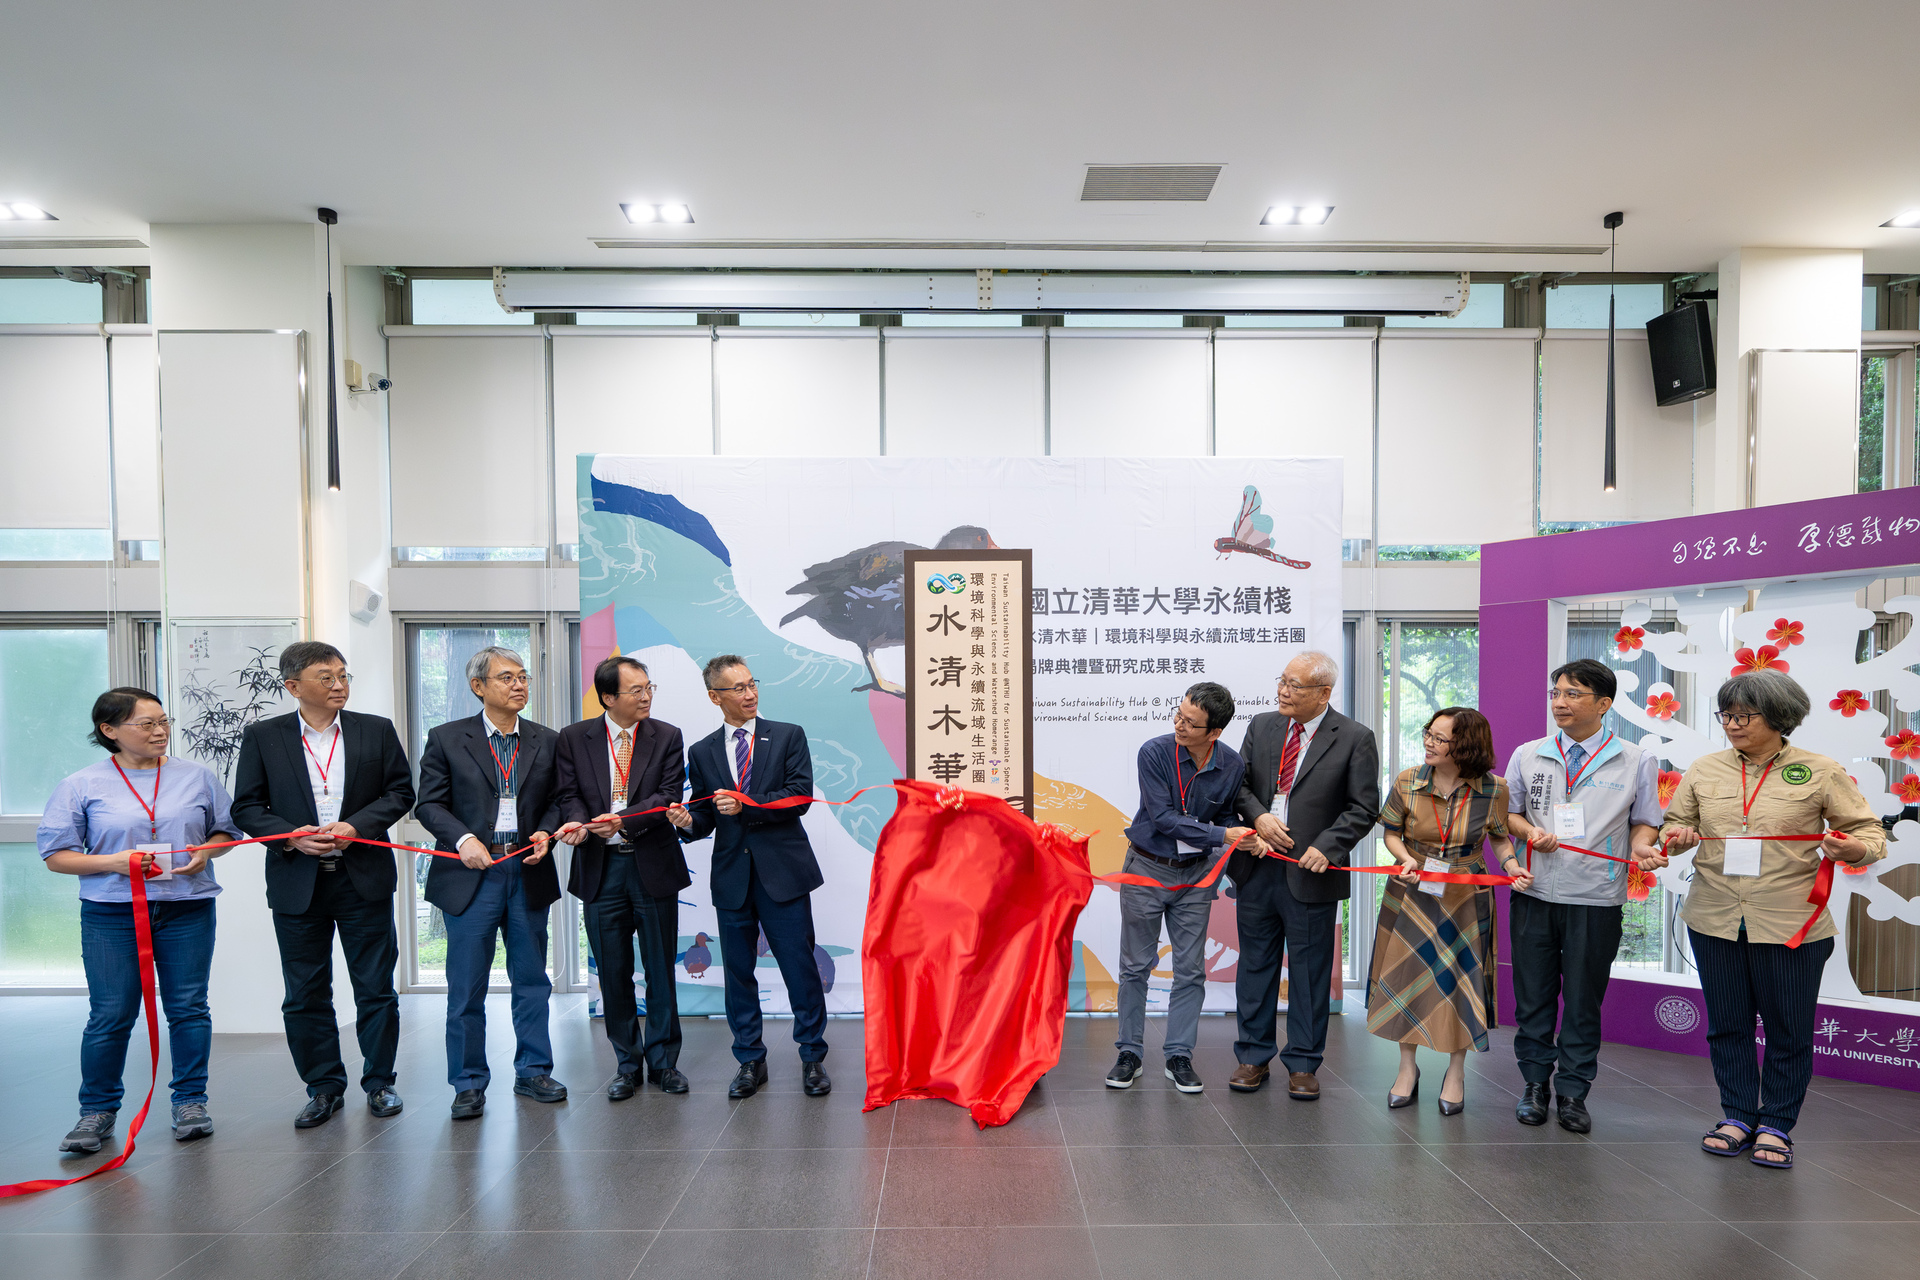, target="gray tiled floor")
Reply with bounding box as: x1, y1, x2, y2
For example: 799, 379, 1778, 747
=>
2, 994, 1918, 1279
